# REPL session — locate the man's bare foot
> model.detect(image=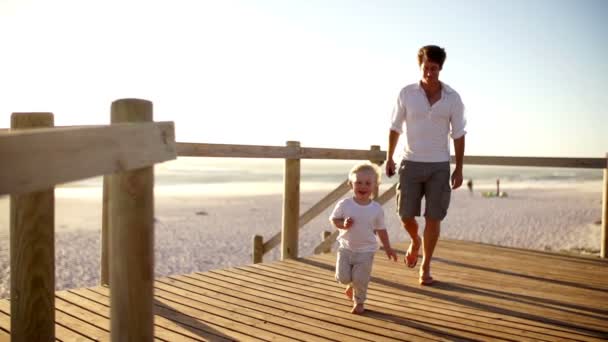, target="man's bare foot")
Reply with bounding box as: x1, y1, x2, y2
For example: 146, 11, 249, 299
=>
351, 303, 365, 314
405, 236, 421, 268
344, 286, 353, 300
